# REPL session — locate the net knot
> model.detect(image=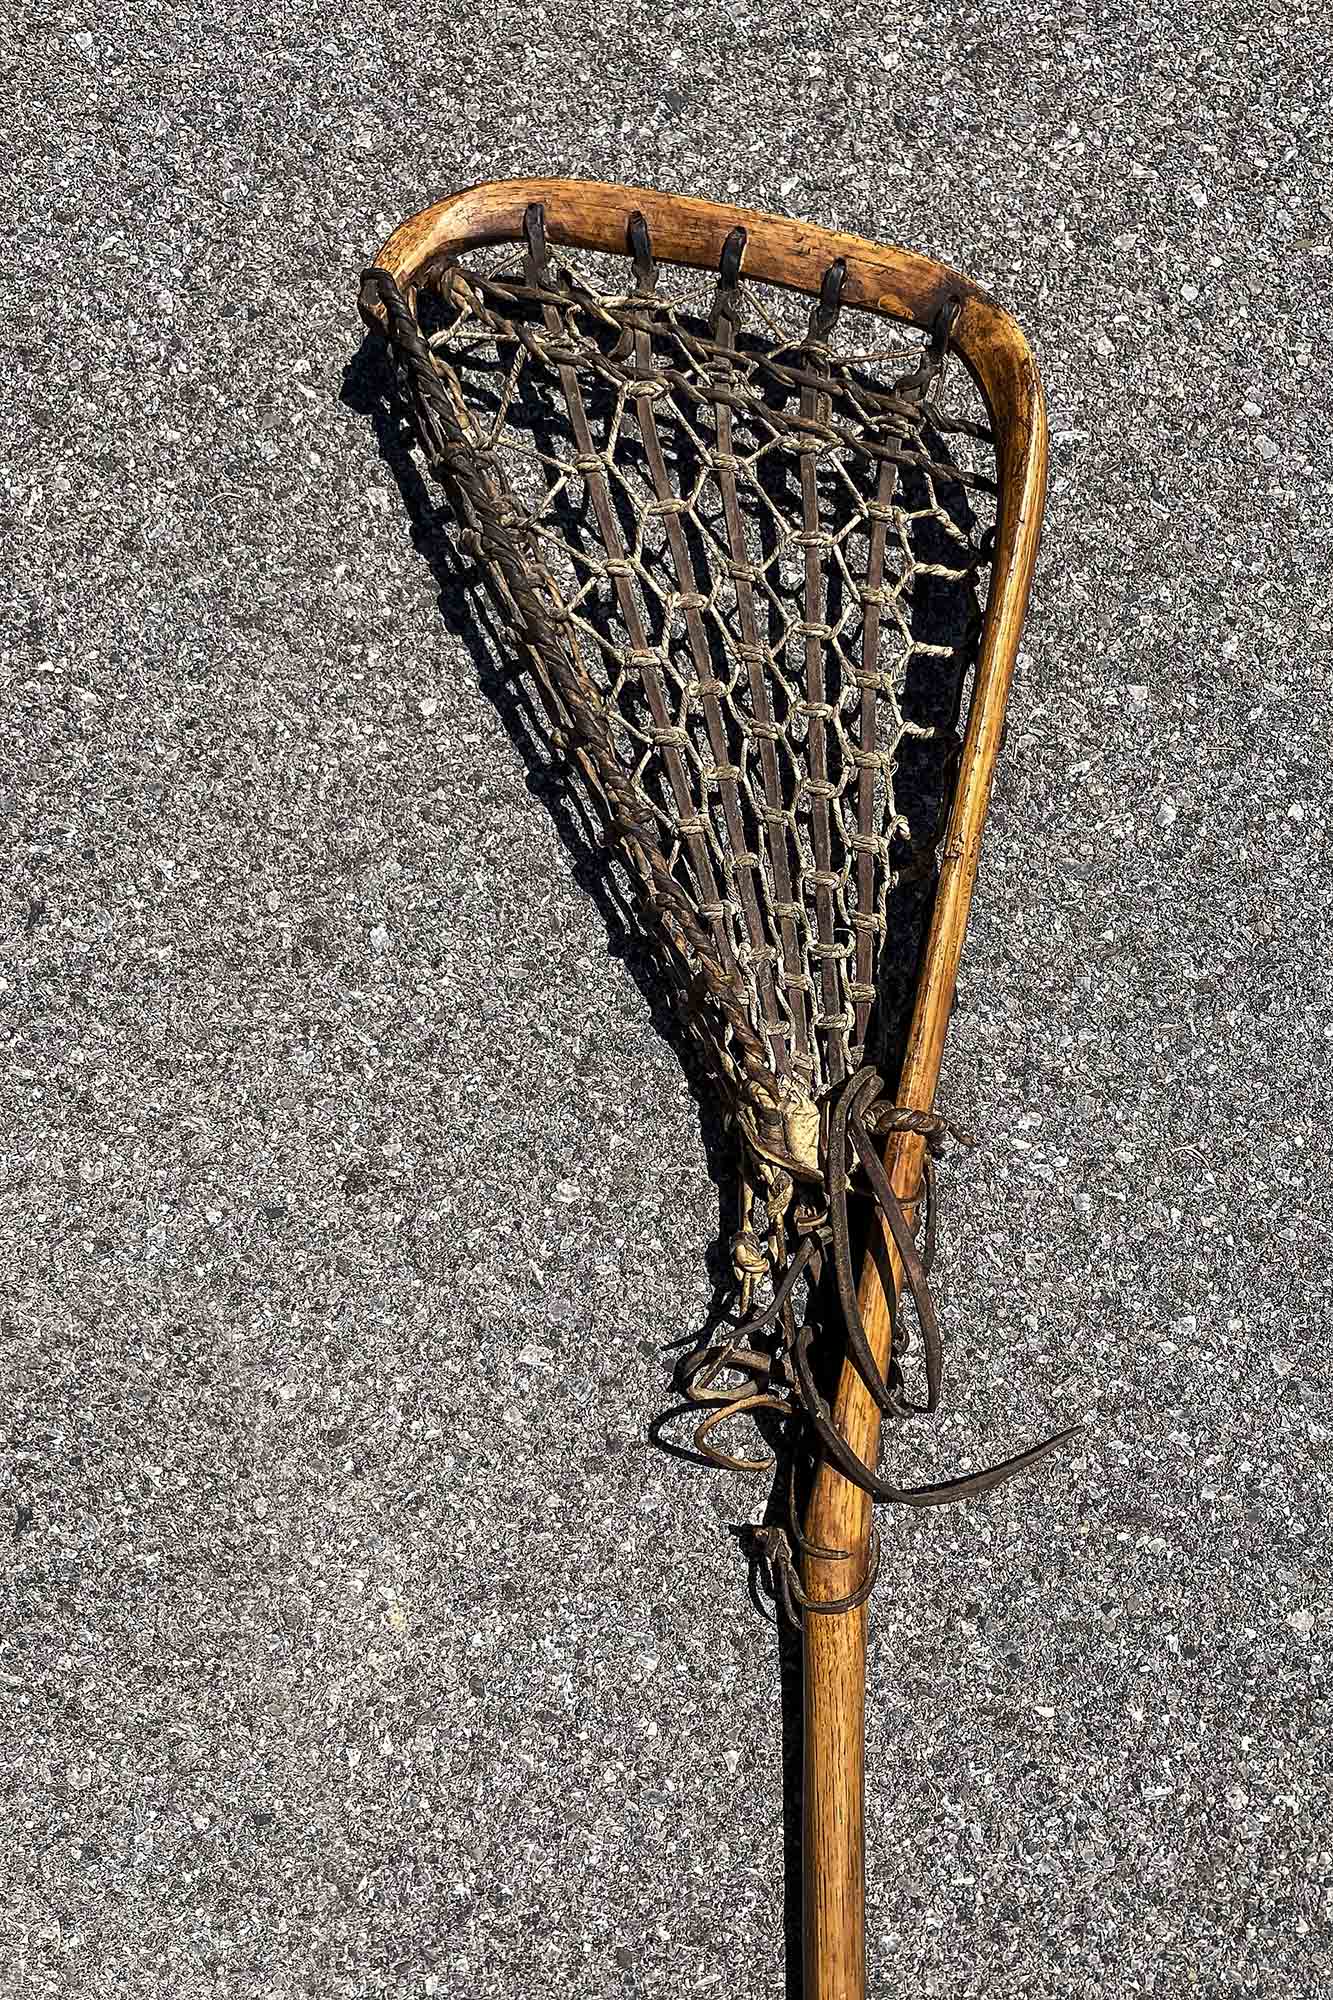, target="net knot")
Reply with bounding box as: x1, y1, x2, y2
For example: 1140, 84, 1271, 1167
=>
812, 1005, 853, 1030
731, 1228, 770, 1282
